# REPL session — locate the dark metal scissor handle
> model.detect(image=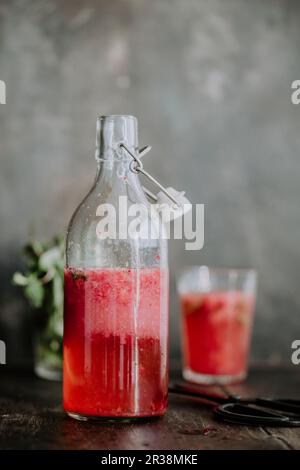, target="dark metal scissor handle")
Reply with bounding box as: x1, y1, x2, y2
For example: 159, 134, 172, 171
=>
170, 382, 300, 427
214, 402, 300, 427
